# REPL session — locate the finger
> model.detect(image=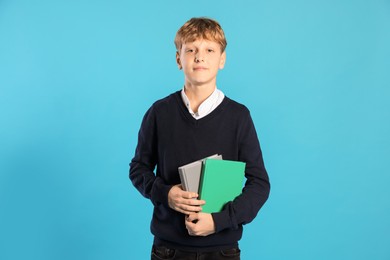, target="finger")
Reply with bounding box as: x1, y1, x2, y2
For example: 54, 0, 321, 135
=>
172, 184, 183, 192
181, 204, 202, 213
181, 209, 199, 215
185, 222, 200, 236
186, 213, 199, 222
186, 199, 205, 206
182, 191, 198, 199
186, 226, 195, 236
185, 219, 196, 231
174, 204, 200, 215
